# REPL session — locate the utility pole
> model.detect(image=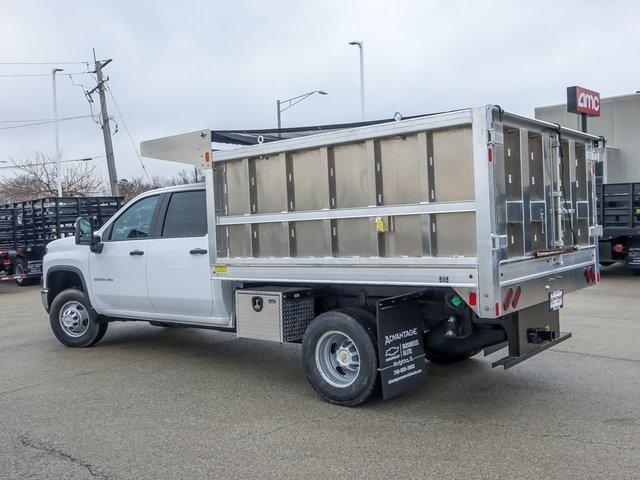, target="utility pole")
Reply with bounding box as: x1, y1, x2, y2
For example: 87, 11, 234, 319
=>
51, 68, 64, 196
88, 49, 119, 196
